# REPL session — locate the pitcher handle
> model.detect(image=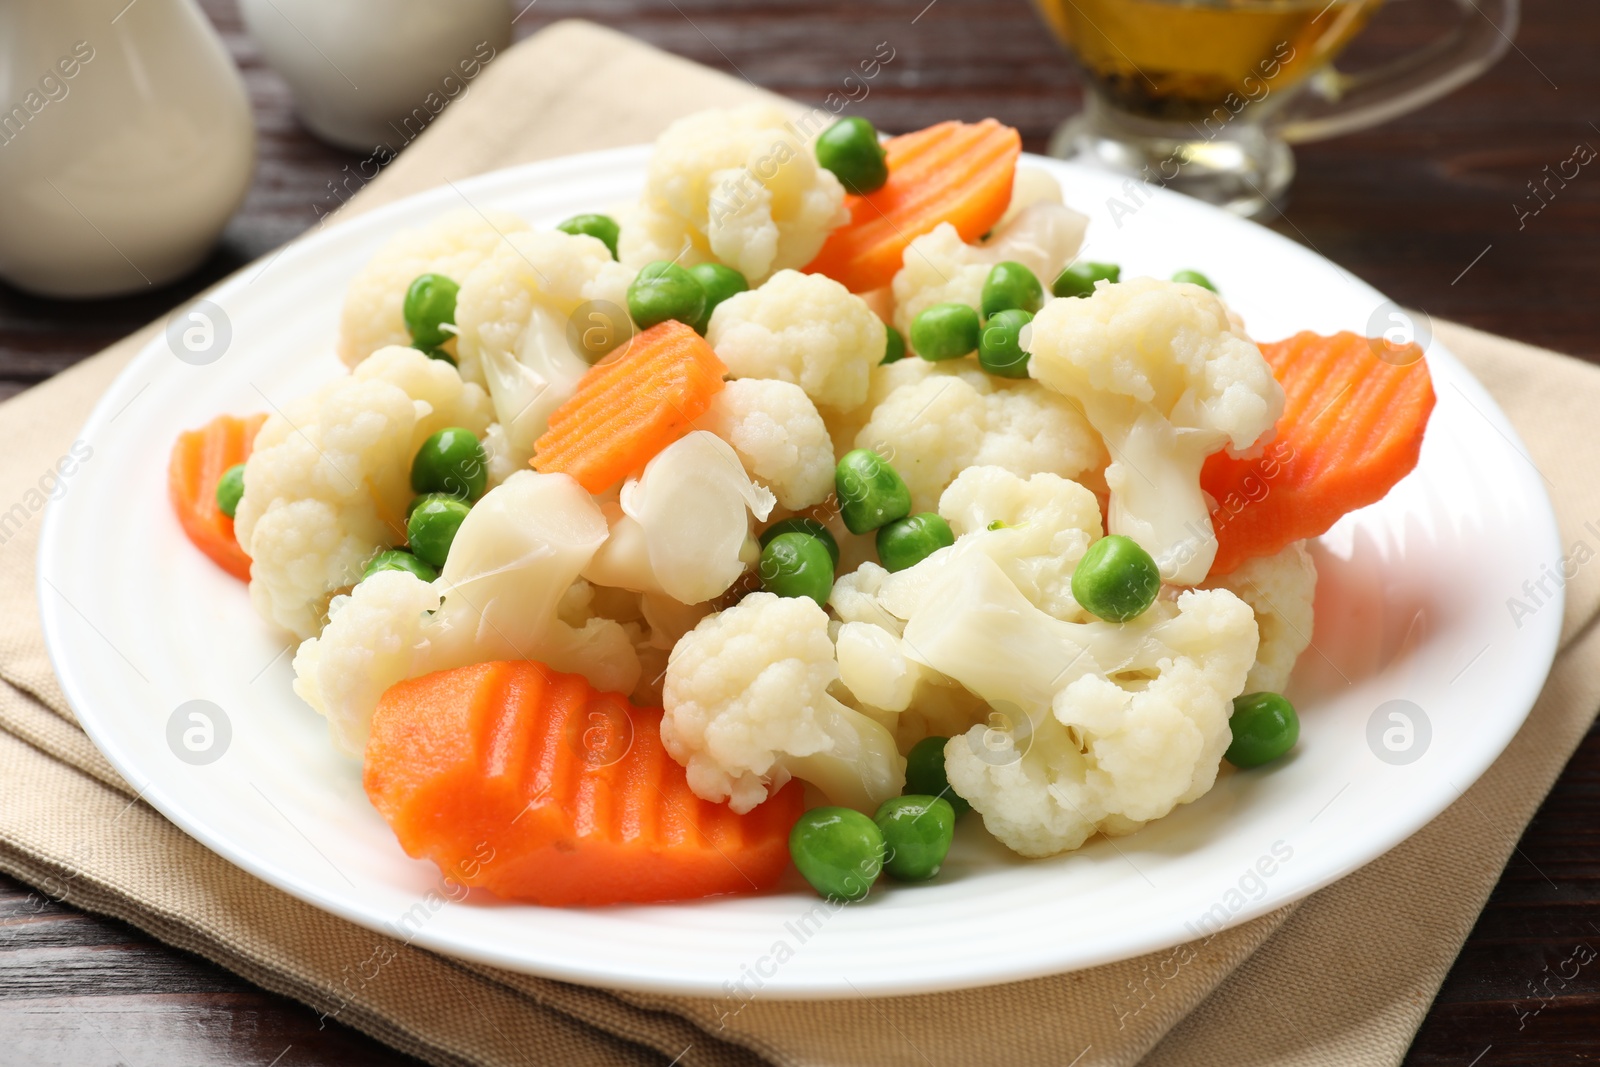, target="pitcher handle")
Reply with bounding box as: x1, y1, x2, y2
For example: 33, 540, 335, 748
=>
1272, 0, 1519, 144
